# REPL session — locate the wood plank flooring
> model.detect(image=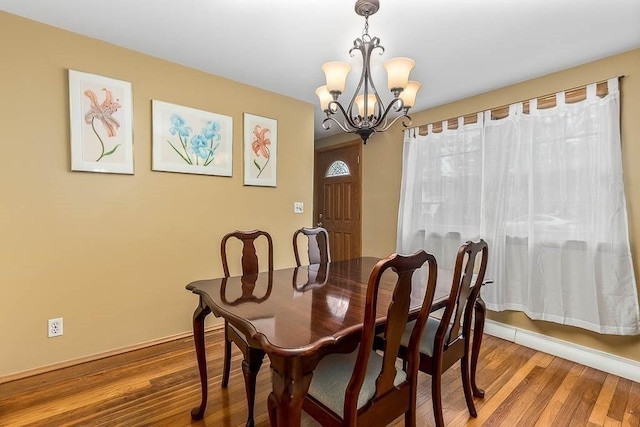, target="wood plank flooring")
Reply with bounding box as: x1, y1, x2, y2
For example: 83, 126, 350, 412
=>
1, 329, 638, 426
